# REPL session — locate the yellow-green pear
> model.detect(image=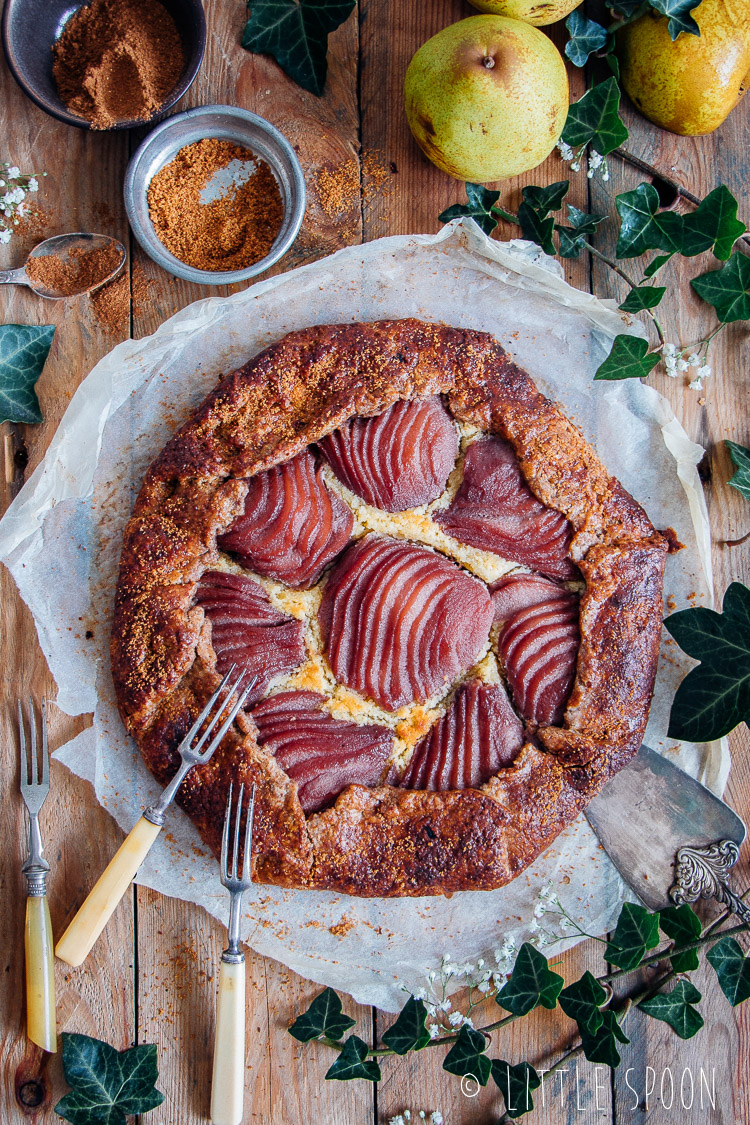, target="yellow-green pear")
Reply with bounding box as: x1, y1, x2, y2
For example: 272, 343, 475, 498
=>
404, 16, 569, 183
619, 0, 750, 135
467, 0, 582, 28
